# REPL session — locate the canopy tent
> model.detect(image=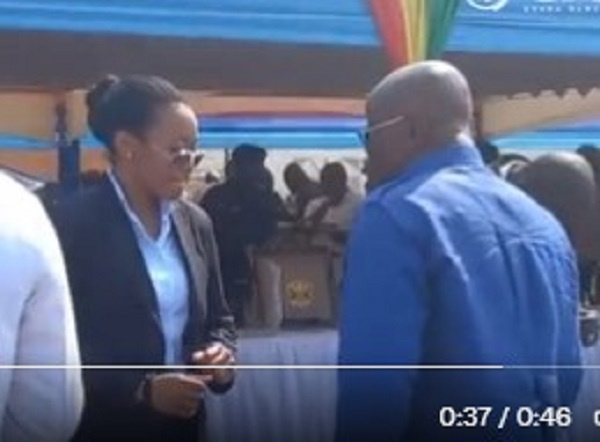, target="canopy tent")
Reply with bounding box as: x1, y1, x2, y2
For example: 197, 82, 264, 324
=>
4, 111, 596, 174
368, 0, 460, 65
0, 0, 599, 99
494, 119, 600, 151
0, 87, 364, 141
1, 0, 600, 172
71, 116, 365, 151
370, 0, 600, 135
0, 115, 365, 178
449, 9, 600, 135
480, 88, 600, 137
0, 84, 364, 178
